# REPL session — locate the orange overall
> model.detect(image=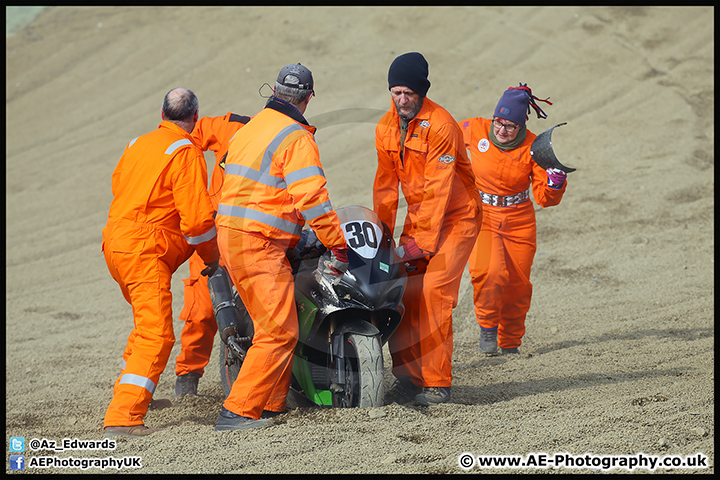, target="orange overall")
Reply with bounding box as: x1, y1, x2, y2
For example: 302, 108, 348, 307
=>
175, 113, 250, 377
374, 98, 482, 388
460, 117, 566, 349
102, 121, 219, 428
216, 99, 346, 419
